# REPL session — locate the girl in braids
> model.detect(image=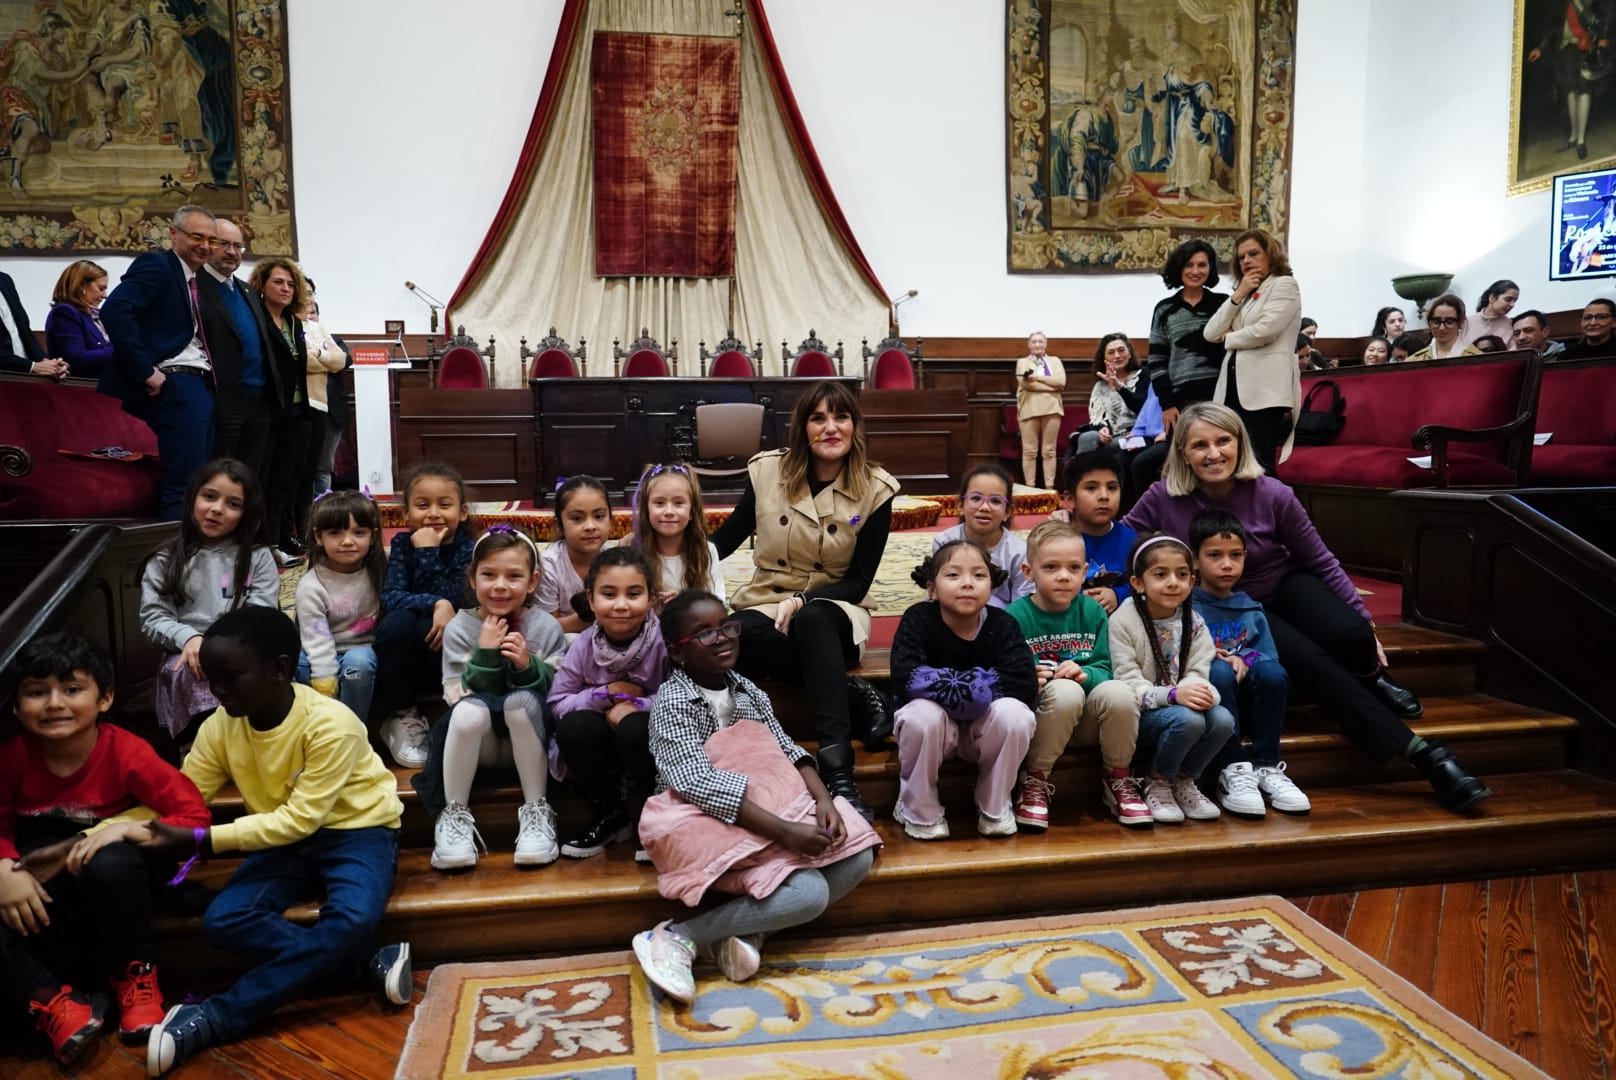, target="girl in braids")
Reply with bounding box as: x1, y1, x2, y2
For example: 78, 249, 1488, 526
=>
1107, 534, 1233, 824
